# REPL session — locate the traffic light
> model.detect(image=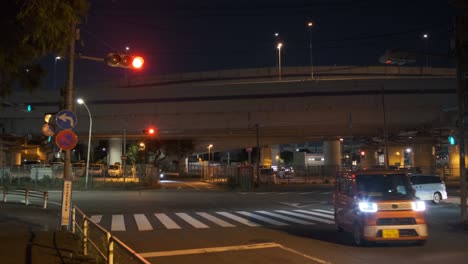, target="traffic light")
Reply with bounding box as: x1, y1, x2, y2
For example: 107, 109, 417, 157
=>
106, 53, 144, 69
143, 127, 157, 136
360, 151, 366, 156
22, 104, 33, 112
448, 135, 456, 145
